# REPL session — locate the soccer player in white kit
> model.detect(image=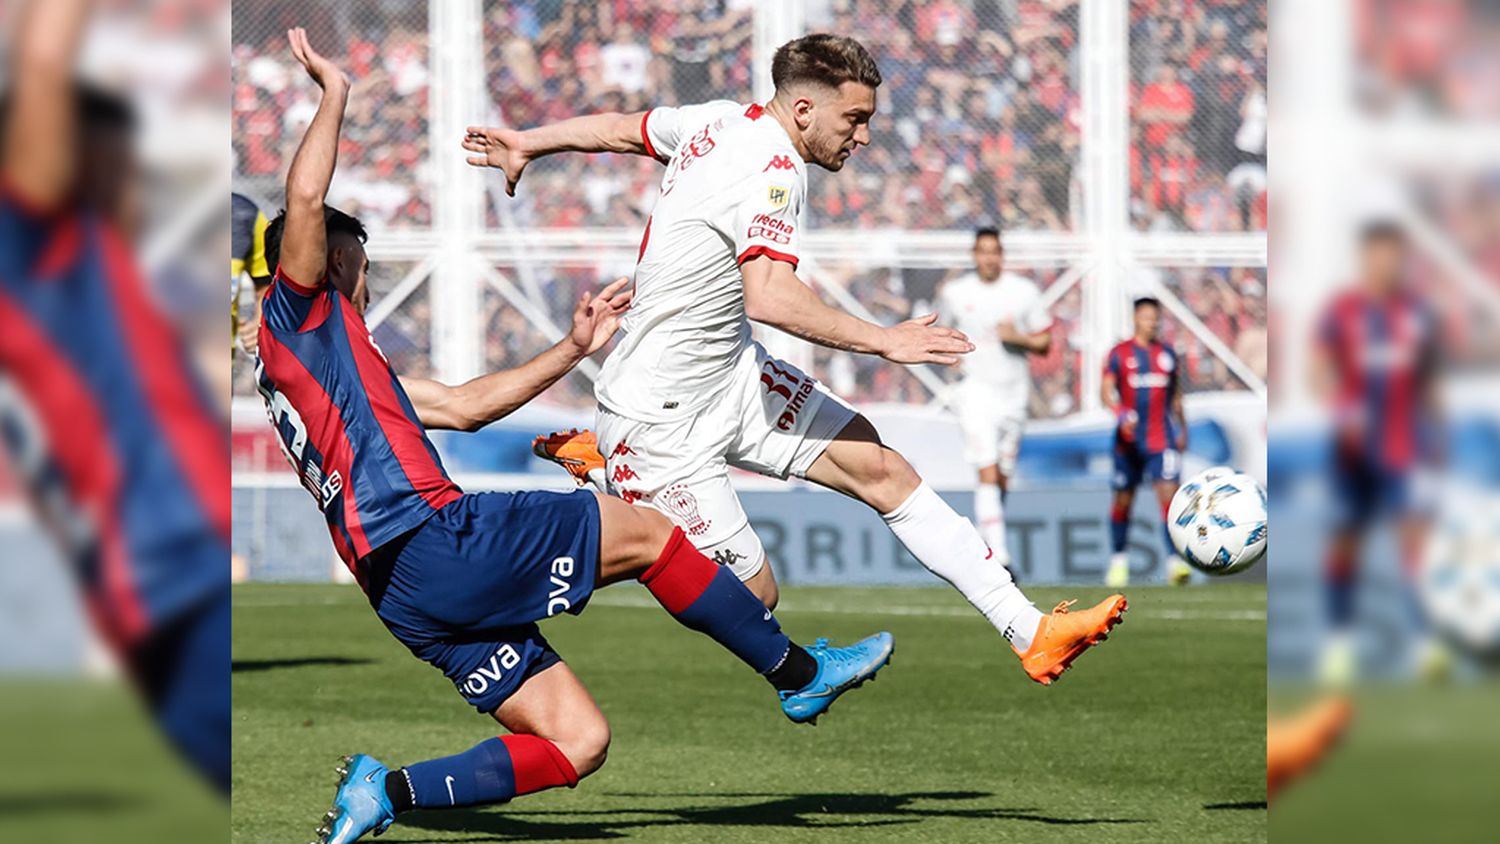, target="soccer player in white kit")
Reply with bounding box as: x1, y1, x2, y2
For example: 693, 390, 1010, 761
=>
463, 34, 1126, 685
936, 228, 1052, 566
